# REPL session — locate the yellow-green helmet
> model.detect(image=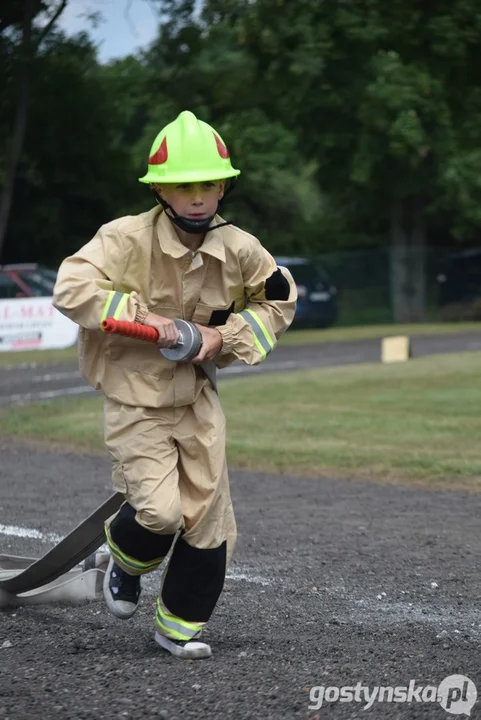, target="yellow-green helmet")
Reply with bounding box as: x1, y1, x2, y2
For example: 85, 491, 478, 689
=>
139, 110, 240, 184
